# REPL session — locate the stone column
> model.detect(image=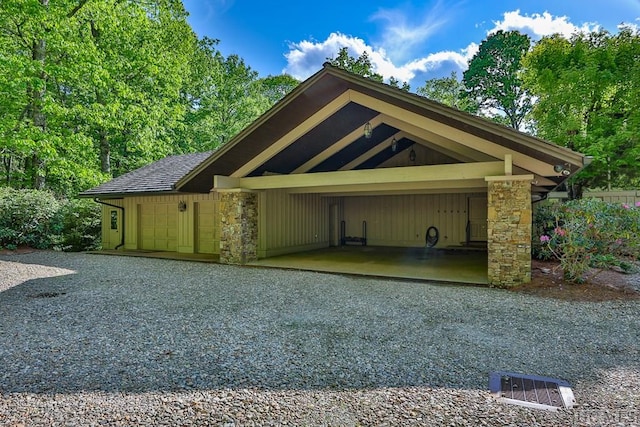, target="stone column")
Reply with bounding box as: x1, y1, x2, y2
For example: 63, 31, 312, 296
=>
219, 190, 258, 264
485, 176, 533, 287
